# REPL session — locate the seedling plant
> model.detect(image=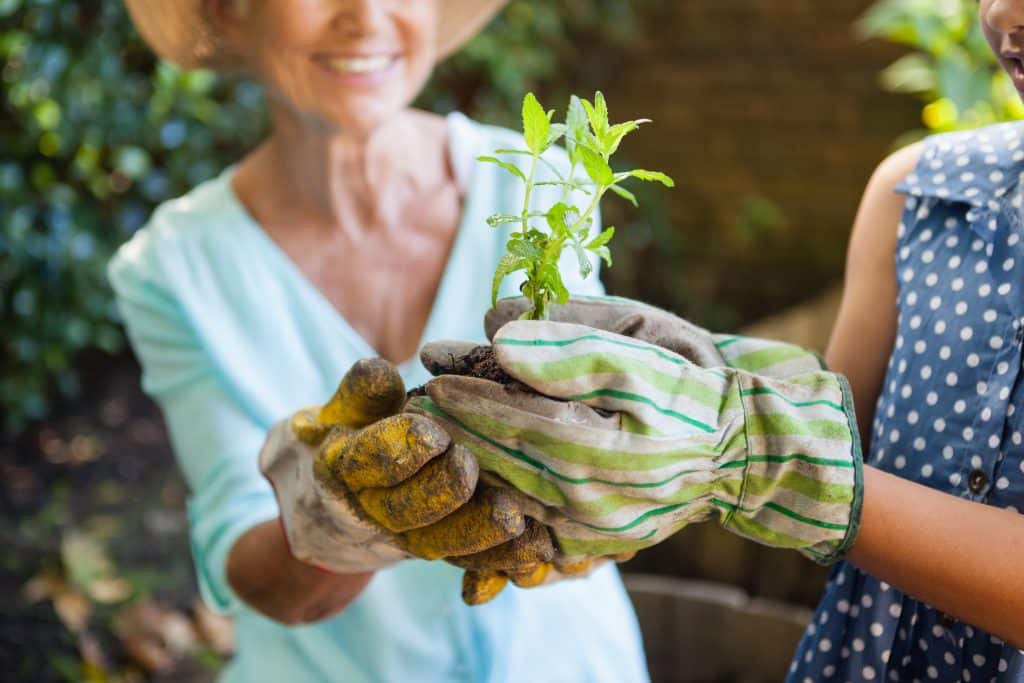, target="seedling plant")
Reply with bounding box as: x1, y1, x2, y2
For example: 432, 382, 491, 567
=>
479, 92, 675, 320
